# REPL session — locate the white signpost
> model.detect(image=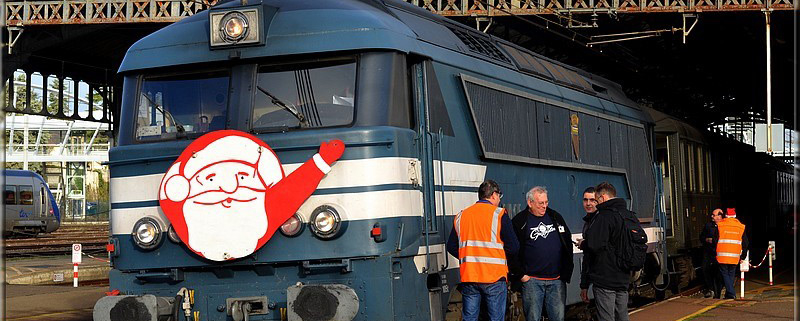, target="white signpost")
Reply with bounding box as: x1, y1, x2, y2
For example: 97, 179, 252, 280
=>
72, 243, 82, 287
